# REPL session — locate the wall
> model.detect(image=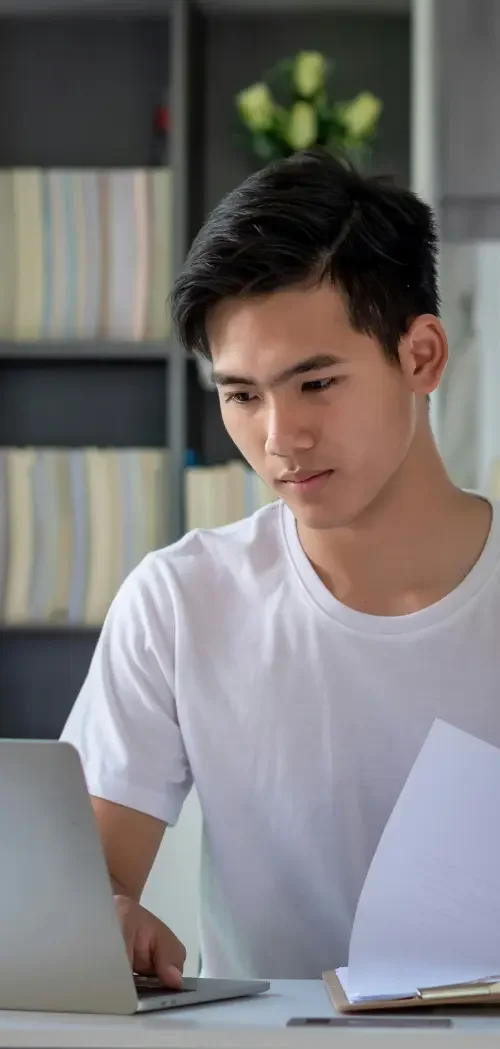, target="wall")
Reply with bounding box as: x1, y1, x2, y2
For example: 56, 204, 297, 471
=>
439, 241, 500, 496
475, 244, 500, 493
